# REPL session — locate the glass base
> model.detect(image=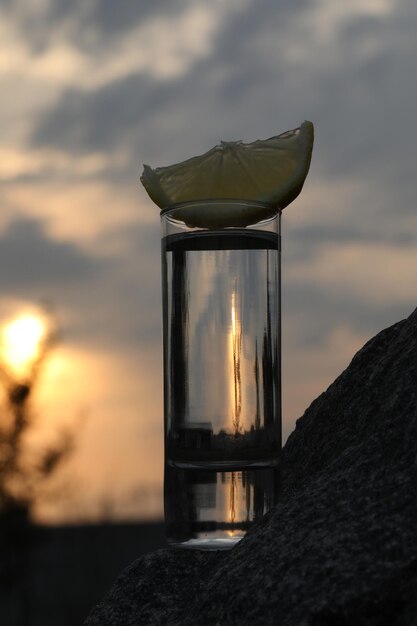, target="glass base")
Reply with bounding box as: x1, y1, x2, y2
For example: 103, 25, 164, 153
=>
164, 465, 279, 549
169, 535, 244, 551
